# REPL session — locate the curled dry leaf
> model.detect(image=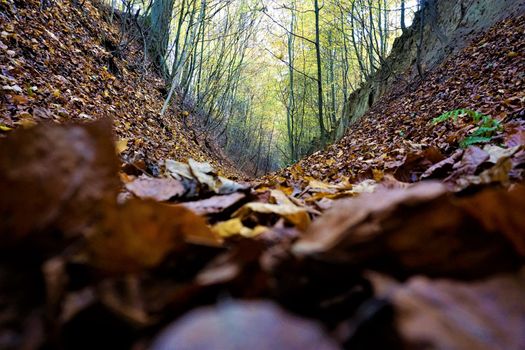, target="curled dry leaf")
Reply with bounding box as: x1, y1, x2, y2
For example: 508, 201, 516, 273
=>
393, 147, 445, 182
449, 146, 489, 177
234, 202, 311, 231
125, 175, 186, 201
211, 218, 268, 238
180, 192, 246, 216
369, 269, 525, 350
166, 159, 249, 195
451, 157, 513, 191
0, 119, 119, 243
483, 144, 521, 163
460, 184, 525, 256
421, 149, 464, 179
165, 159, 194, 180
293, 182, 523, 278
188, 158, 220, 191
85, 199, 221, 273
